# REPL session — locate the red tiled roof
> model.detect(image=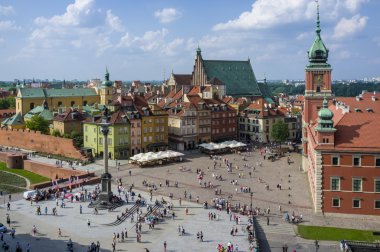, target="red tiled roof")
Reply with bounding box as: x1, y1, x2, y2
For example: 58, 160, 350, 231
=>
188, 86, 201, 95
173, 74, 192, 86
223, 96, 233, 103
